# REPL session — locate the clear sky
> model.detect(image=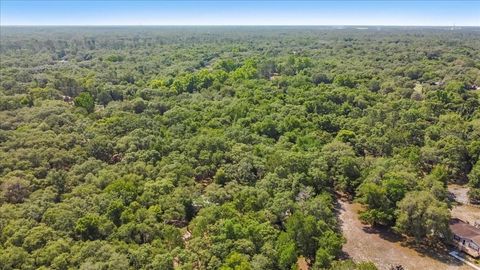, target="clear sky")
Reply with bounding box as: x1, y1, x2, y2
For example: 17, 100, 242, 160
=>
1, 1, 479, 26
